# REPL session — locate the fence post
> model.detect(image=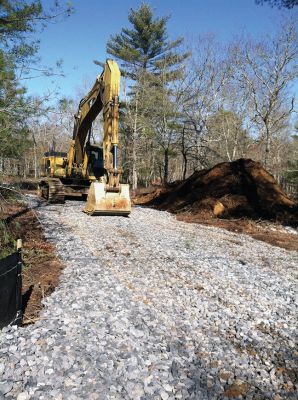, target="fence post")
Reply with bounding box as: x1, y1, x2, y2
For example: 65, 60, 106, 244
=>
15, 239, 23, 326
